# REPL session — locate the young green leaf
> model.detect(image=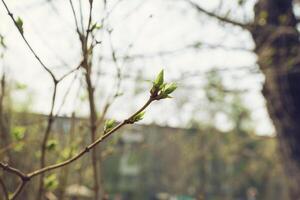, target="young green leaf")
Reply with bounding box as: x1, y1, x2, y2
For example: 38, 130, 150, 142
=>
132, 111, 145, 123
44, 174, 59, 191
16, 17, 24, 34
46, 139, 58, 151
12, 126, 25, 141
91, 23, 102, 32
104, 119, 116, 132
163, 83, 177, 95
153, 70, 164, 88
